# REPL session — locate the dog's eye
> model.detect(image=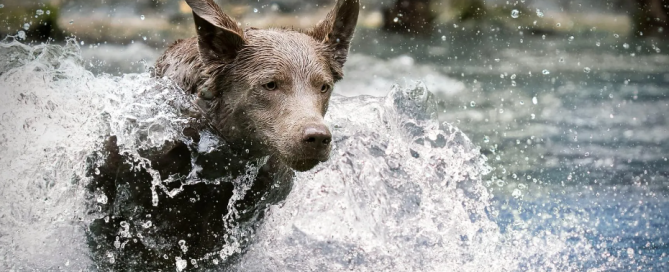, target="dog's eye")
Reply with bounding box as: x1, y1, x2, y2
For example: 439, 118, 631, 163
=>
320, 84, 331, 93
263, 81, 278, 91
